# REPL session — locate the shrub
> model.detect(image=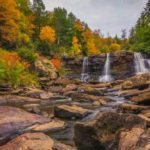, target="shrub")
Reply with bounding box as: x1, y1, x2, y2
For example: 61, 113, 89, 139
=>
0, 49, 38, 88
51, 58, 61, 70
17, 47, 38, 63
